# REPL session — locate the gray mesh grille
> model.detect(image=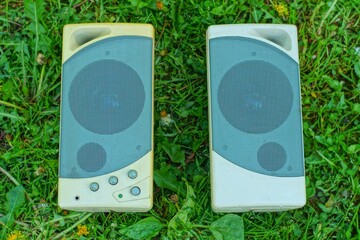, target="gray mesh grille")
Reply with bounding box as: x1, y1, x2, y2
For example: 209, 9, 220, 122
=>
209, 36, 304, 177
60, 36, 153, 178
77, 142, 106, 172
69, 59, 145, 135
257, 142, 286, 171
218, 60, 293, 134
